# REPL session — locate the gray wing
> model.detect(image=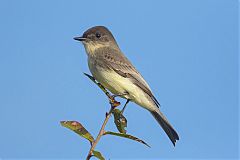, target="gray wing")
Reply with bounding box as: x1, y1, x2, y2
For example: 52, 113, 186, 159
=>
96, 47, 160, 107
